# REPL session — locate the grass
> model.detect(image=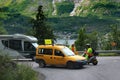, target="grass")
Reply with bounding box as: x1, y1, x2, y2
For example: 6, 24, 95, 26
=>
0, 0, 12, 7
0, 54, 39, 80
